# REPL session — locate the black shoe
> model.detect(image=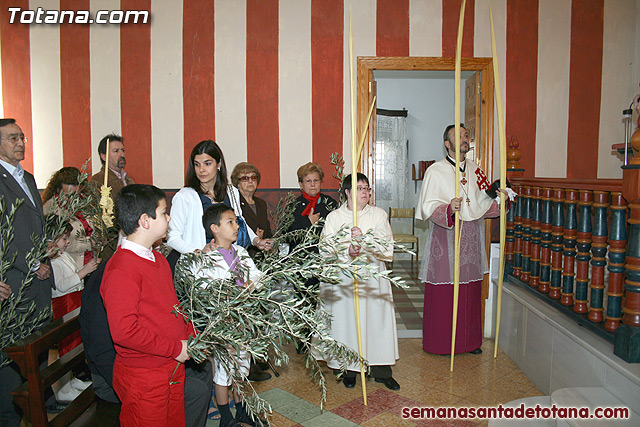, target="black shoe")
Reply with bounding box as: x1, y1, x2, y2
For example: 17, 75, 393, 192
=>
248, 359, 272, 381
295, 342, 307, 354
256, 361, 270, 371
247, 369, 272, 382
469, 348, 482, 354
235, 413, 267, 427
235, 402, 267, 427
375, 377, 400, 390
343, 376, 356, 388
219, 419, 242, 427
